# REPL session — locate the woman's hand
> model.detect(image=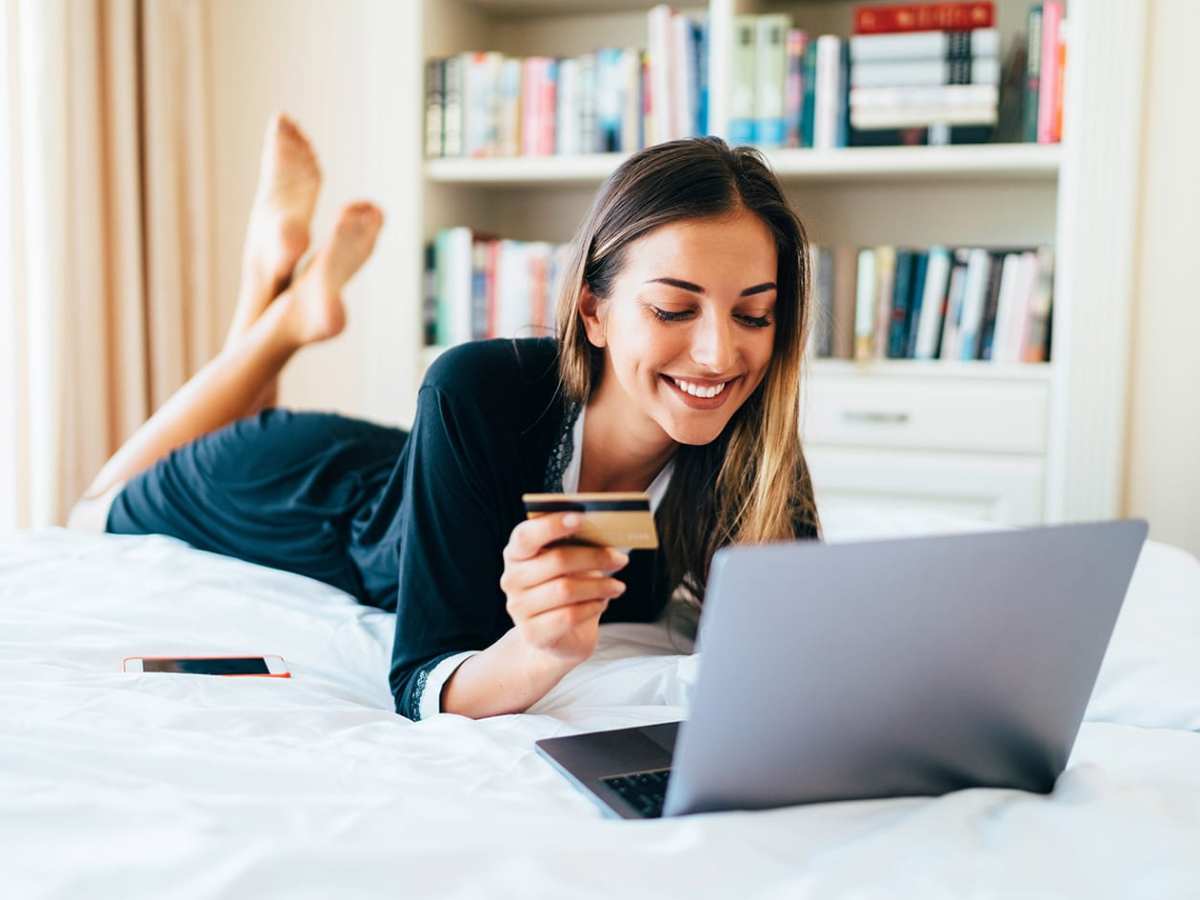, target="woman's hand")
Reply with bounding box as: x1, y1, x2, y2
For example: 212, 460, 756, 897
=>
500, 512, 630, 665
